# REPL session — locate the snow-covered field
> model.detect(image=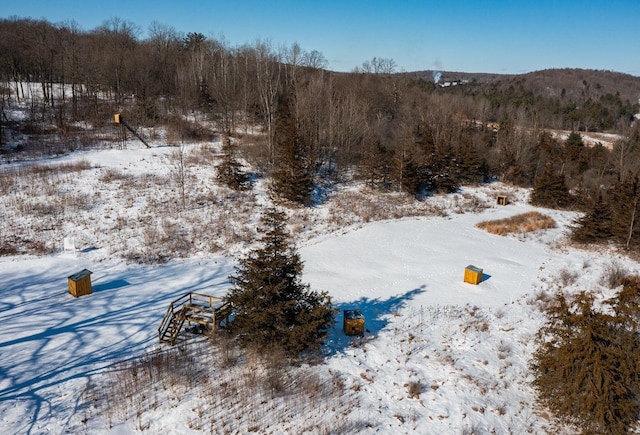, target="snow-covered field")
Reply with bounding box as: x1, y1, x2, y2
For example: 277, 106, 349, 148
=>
550, 129, 622, 149
1, 141, 637, 434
